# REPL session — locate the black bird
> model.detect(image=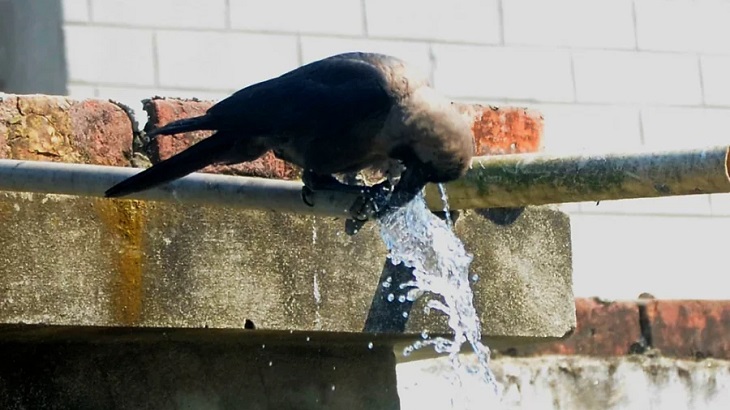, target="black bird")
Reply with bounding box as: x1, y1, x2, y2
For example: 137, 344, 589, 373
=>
105, 52, 475, 222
